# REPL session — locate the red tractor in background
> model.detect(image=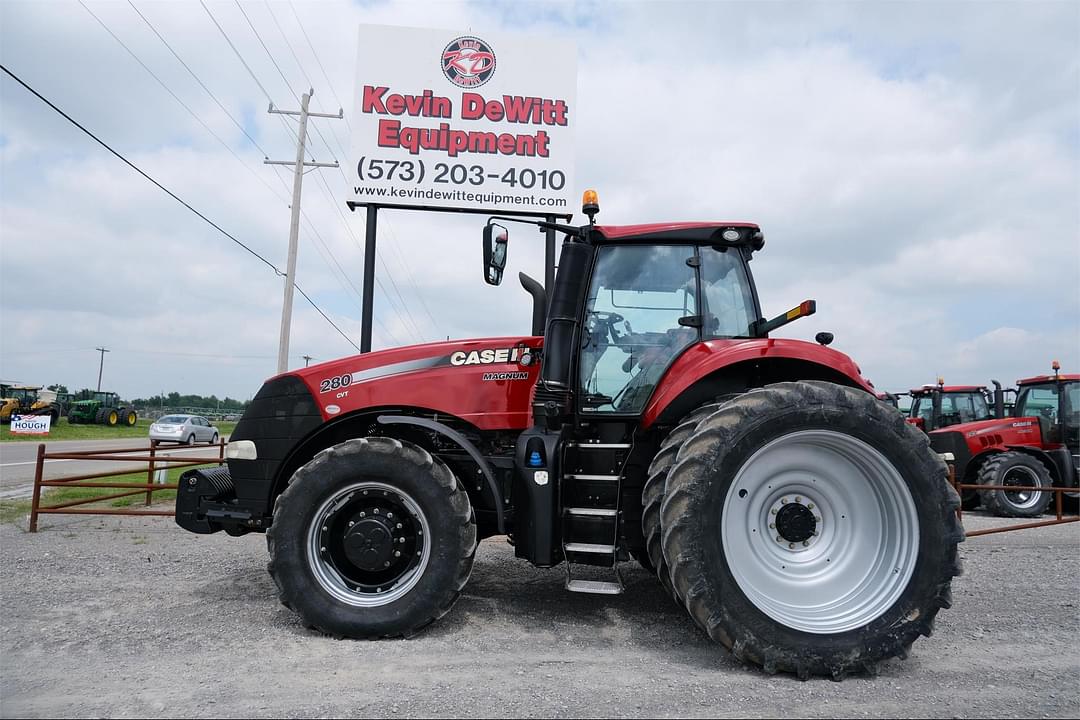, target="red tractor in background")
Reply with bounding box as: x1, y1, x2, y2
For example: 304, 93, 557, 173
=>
906, 380, 1008, 433
175, 192, 962, 679
929, 364, 1079, 518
